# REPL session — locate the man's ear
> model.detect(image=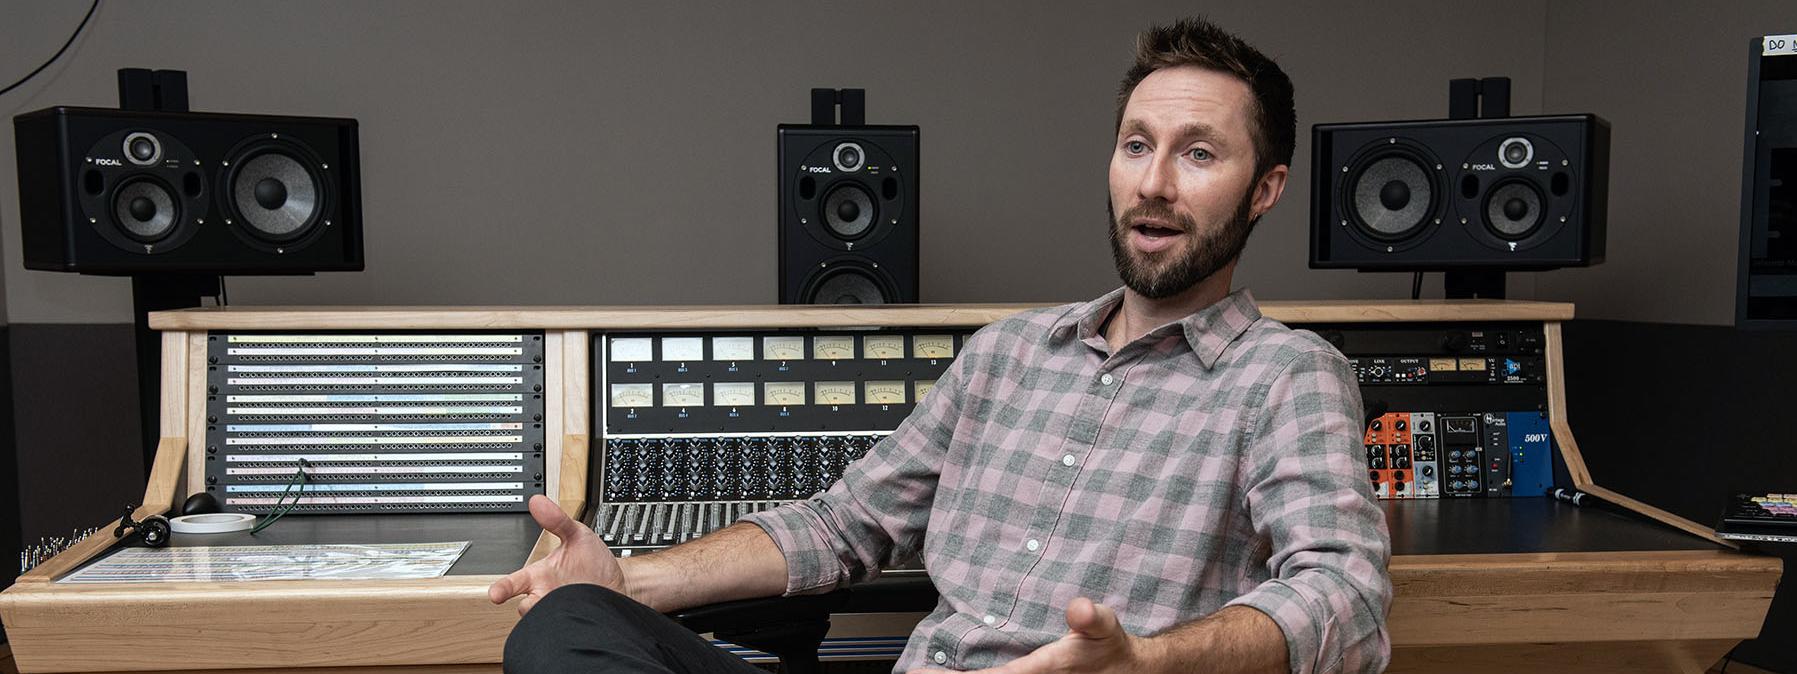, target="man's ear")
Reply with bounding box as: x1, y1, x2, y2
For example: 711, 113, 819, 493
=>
1250, 164, 1289, 221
